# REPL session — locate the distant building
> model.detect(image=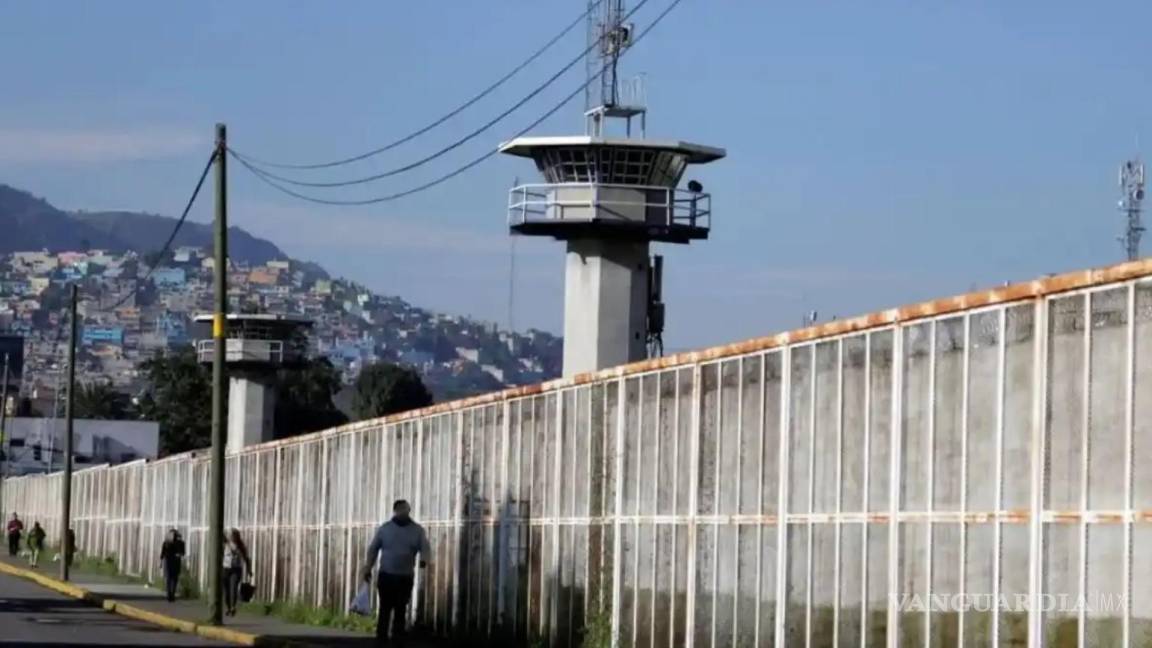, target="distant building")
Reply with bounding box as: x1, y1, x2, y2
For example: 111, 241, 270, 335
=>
172, 246, 201, 264
1, 417, 160, 476
399, 349, 434, 368
28, 277, 51, 294
12, 251, 56, 274
56, 251, 87, 267
82, 325, 124, 346
152, 267, 187, 287
312, 280, 332, 296
248, 269, 278, 286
